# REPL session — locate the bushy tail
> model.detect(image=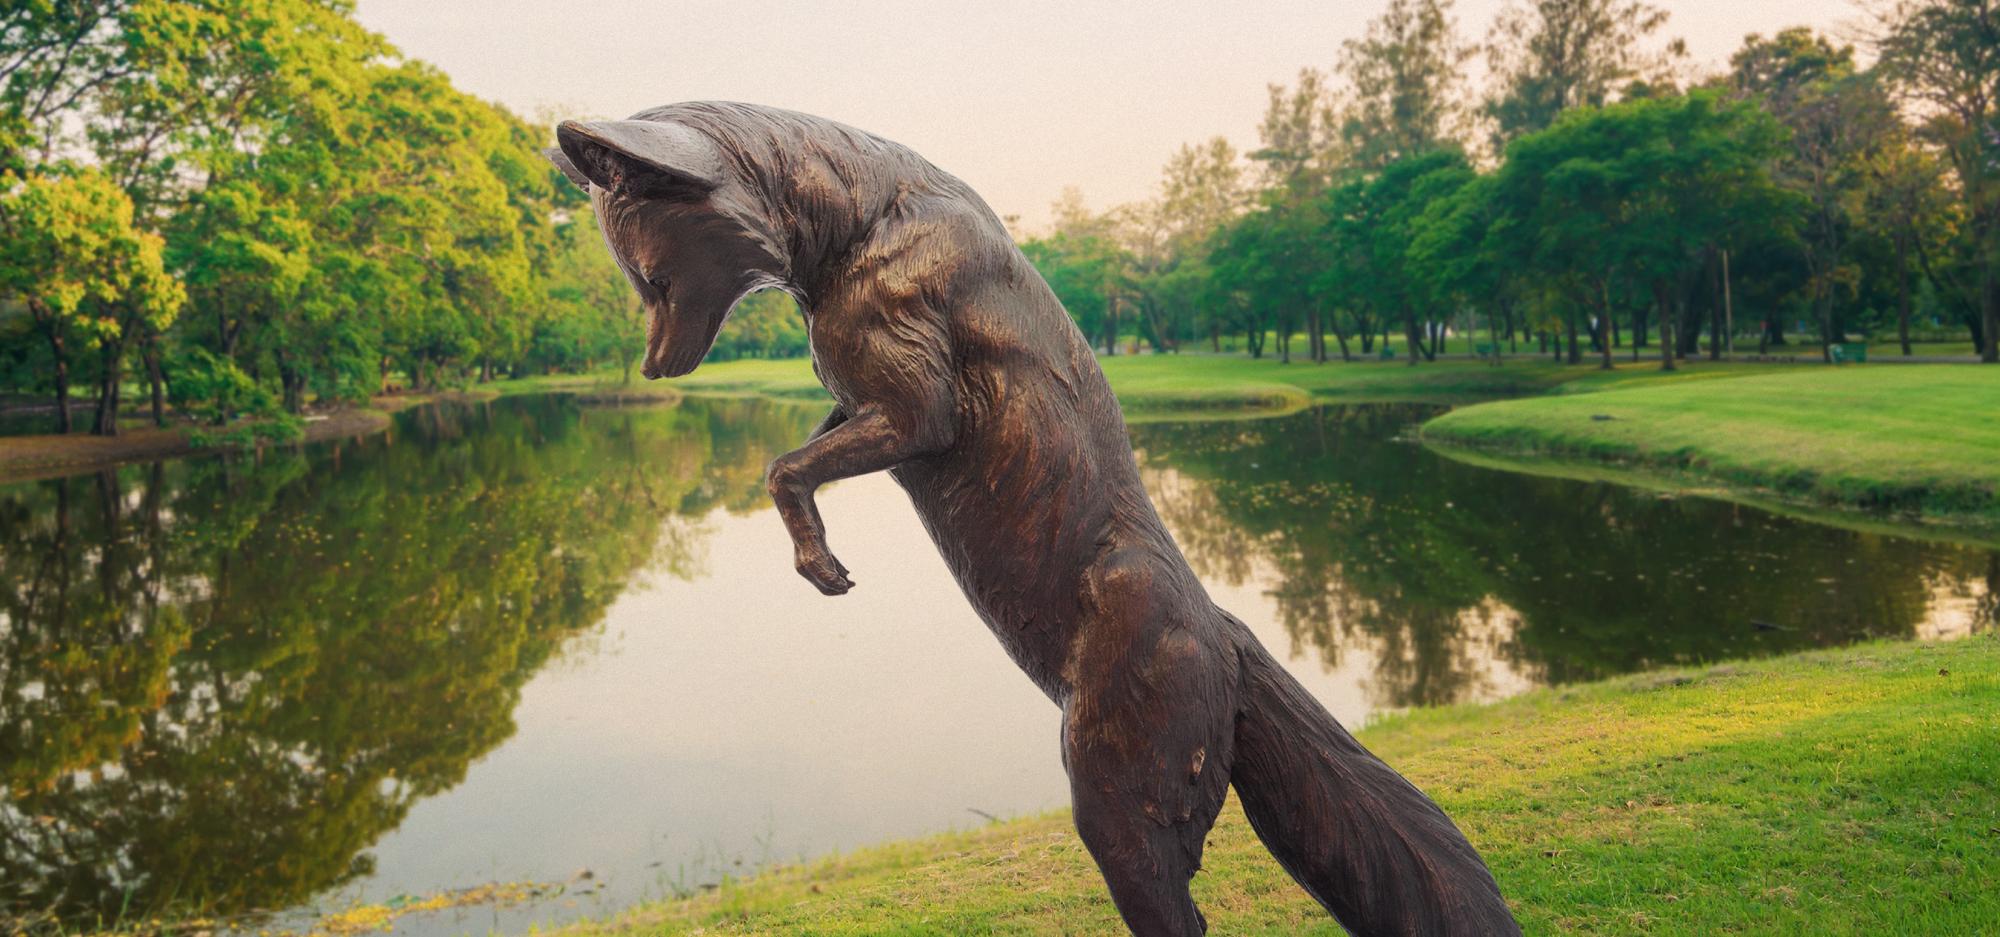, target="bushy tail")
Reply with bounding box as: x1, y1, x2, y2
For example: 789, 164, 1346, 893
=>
1230, 641, 1520, 937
